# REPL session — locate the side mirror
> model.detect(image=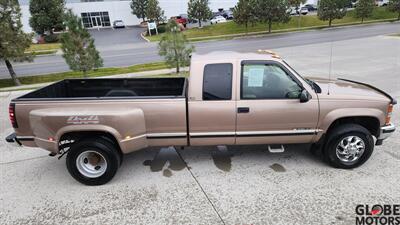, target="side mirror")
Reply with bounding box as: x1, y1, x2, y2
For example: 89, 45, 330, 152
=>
300, 89, 311, 103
